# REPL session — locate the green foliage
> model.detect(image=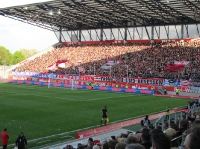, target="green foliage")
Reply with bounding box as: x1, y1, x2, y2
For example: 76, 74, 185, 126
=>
0, 46, 12, 65
19, 48, 38, 59
0, 83, 189, 148
12, 51, 26, 64
0, 46, 39, 65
